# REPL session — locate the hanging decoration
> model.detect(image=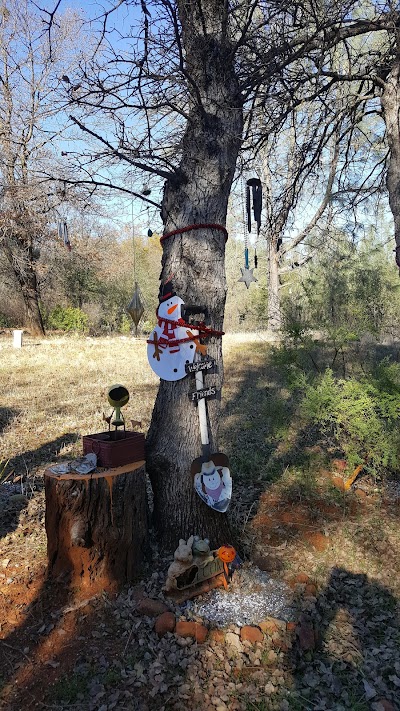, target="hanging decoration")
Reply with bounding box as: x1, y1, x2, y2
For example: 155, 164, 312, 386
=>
238, 177, 262, 288
146, 207, 153, 237
126, 190, 145, 335
190, 346, 232, 513
127, 283, 145, 336
57, 220, 72, 251
246, 177, 262, 234
146, 280, 198, 381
